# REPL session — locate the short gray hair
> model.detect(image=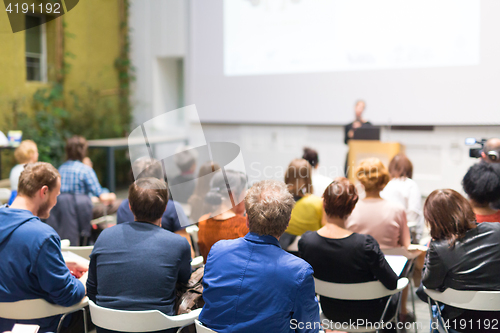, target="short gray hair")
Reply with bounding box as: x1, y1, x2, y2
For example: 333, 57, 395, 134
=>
245, 180, 295, 237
